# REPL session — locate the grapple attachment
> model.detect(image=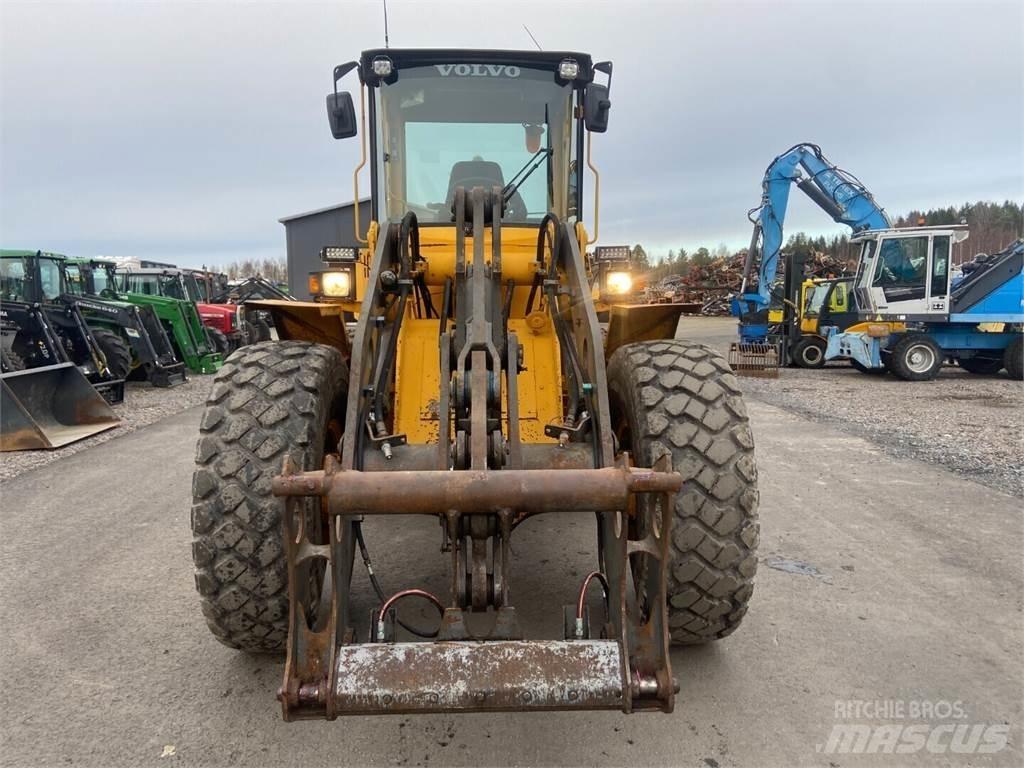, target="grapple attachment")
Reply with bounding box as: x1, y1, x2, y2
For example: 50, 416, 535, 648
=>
728, 340, 781, 377
1, 363, 120, 451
